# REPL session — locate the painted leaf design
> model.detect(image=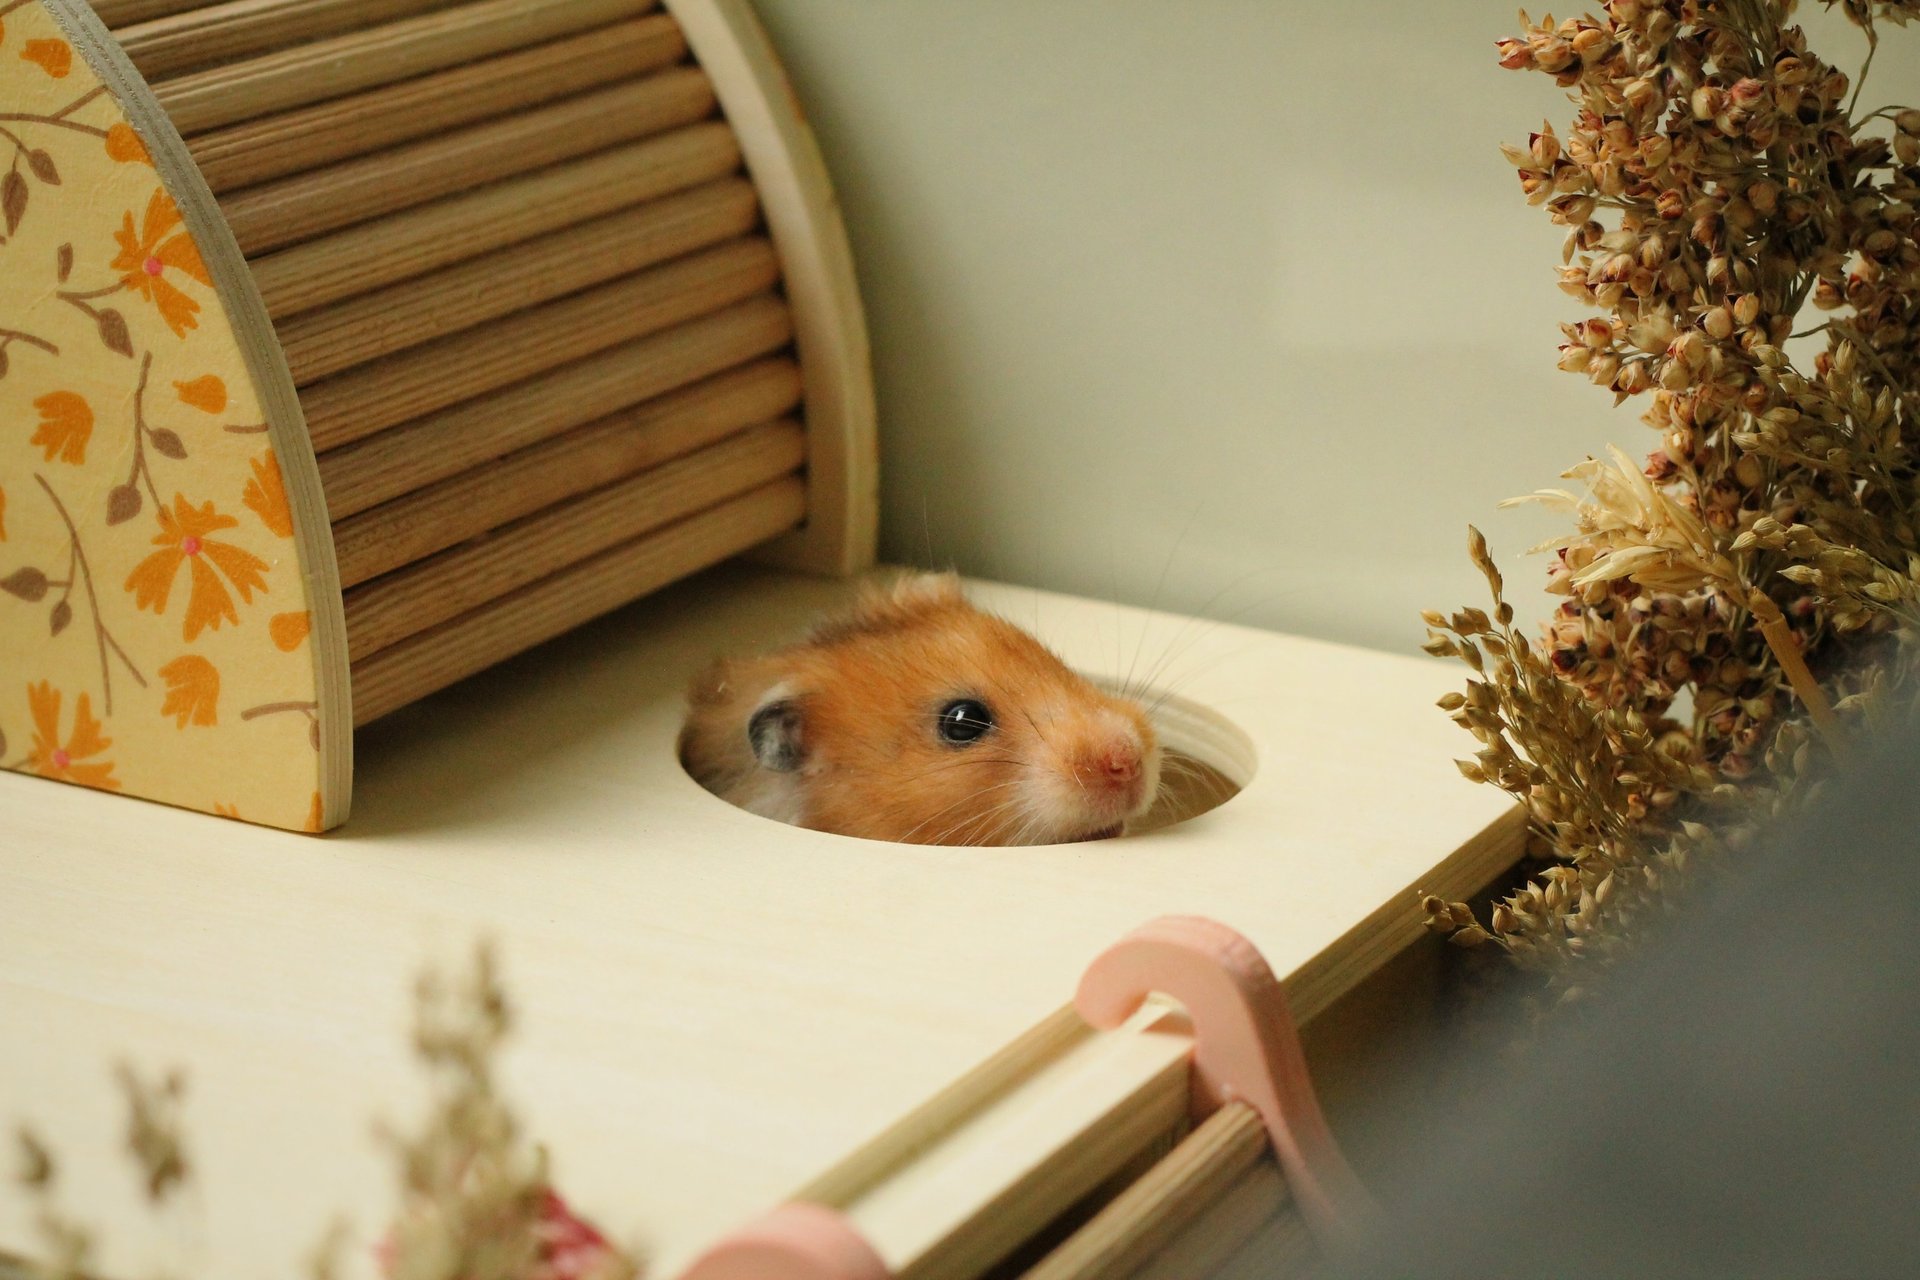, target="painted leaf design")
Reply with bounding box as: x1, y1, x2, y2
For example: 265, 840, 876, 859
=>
56, 243, 72, 282
106, 483, 142, 525
269, 610, 311, 652
96, 307, 133, 357
243, 451, 294, 538
2, 171, 25, 237
30, 391, 92, 464
2, 567, 47, 601
26, 150, 57, 185
20, 39, 72, 78
149, 428, 187, 459
48, 599, 71, 636
174, 375, 226, 413
159, 655, 220, 728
